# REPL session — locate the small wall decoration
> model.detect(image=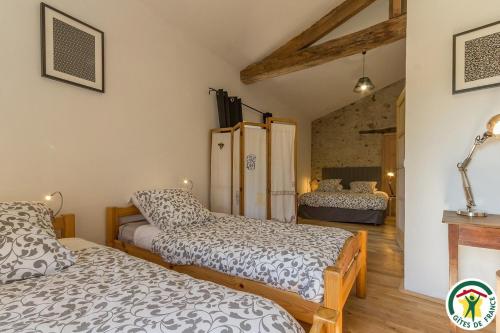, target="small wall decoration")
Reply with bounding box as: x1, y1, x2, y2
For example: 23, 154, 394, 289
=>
41, 3, 104, 92
453, 20, 500, 94
246, 154, 256, 171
